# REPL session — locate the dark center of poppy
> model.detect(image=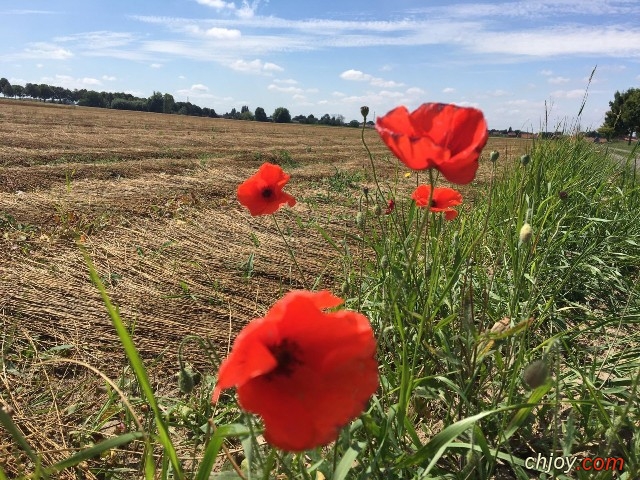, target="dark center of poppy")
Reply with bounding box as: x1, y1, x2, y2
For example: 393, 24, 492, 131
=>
267, 339, 301, 378
262, 187, 274, 199
430, 199, 437, 207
